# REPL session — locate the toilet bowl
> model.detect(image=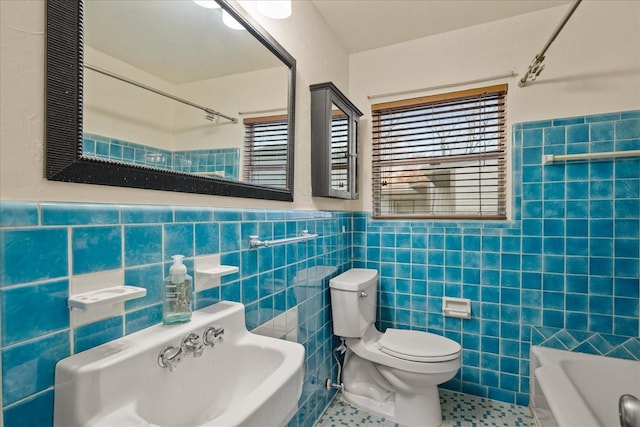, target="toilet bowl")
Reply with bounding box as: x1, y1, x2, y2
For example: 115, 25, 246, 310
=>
330, 268, 461, 427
